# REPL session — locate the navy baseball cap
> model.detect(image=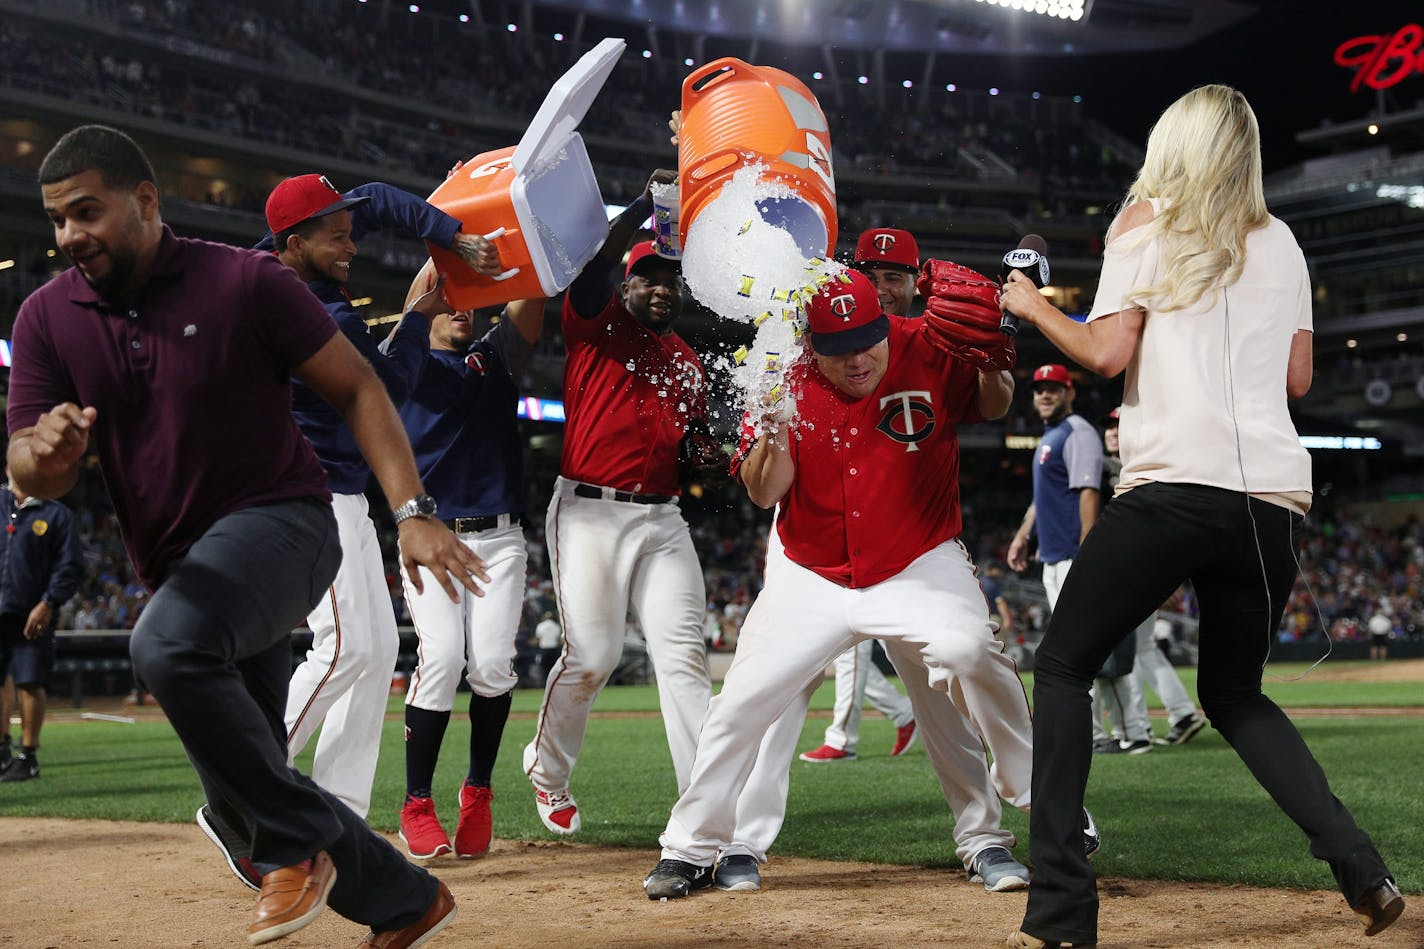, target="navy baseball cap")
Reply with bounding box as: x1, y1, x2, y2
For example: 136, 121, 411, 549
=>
806, 269, 889, 356
266, 174, 370, 233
